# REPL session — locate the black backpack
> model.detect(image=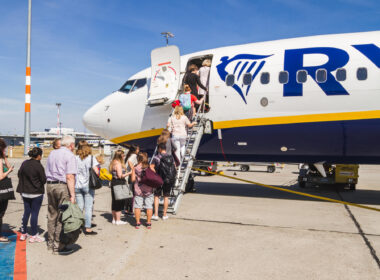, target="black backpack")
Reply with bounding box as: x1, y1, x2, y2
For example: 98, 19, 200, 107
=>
158, 154, 177, 185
